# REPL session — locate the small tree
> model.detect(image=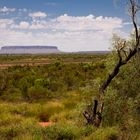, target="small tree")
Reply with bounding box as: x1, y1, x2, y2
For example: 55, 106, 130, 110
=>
83, 0, 140, 127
